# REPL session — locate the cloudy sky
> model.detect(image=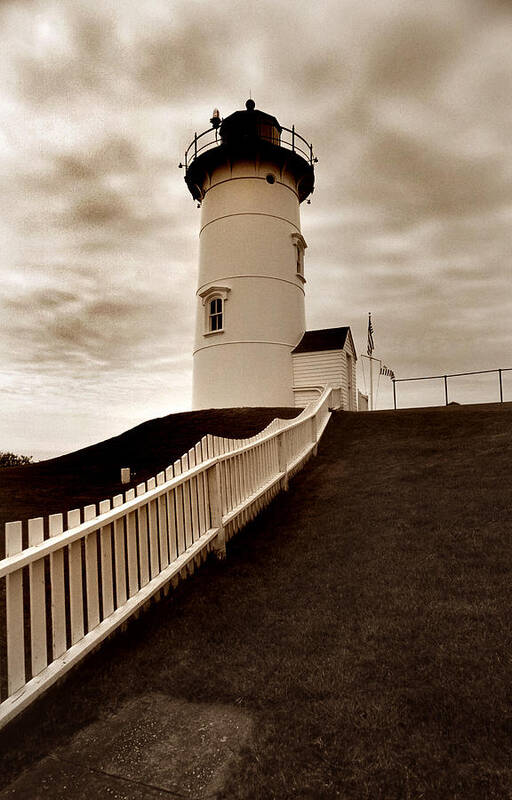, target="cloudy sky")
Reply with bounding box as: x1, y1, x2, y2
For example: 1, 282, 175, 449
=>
1, 0, 511, 459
